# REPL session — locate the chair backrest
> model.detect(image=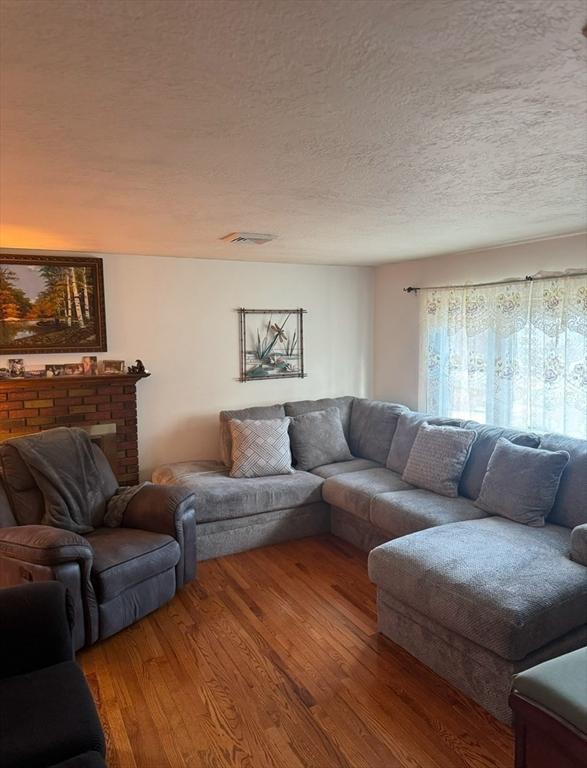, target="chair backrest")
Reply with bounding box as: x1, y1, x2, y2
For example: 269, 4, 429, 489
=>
0, 437, 118, 527
0, 479, 17, 527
